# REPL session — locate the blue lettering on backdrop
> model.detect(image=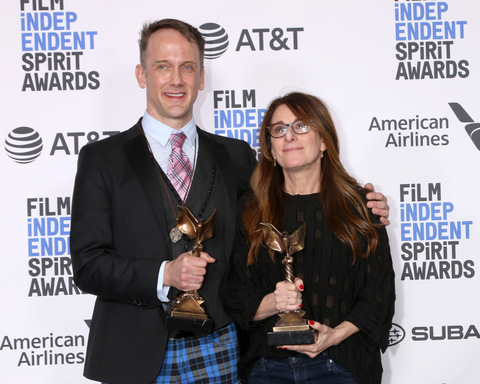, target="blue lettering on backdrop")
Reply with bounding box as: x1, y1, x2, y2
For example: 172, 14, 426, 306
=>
213, 89, 265, 148
27, 217, 70, 256
21, 12, 78, 31
21, 12, 97, 51
400, 201, 473, 241
398, 183, 475, 280
395, 2, 467, 41
19, 5, 101, 91
22, 31, 97, 51
393, 1, 470, 80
